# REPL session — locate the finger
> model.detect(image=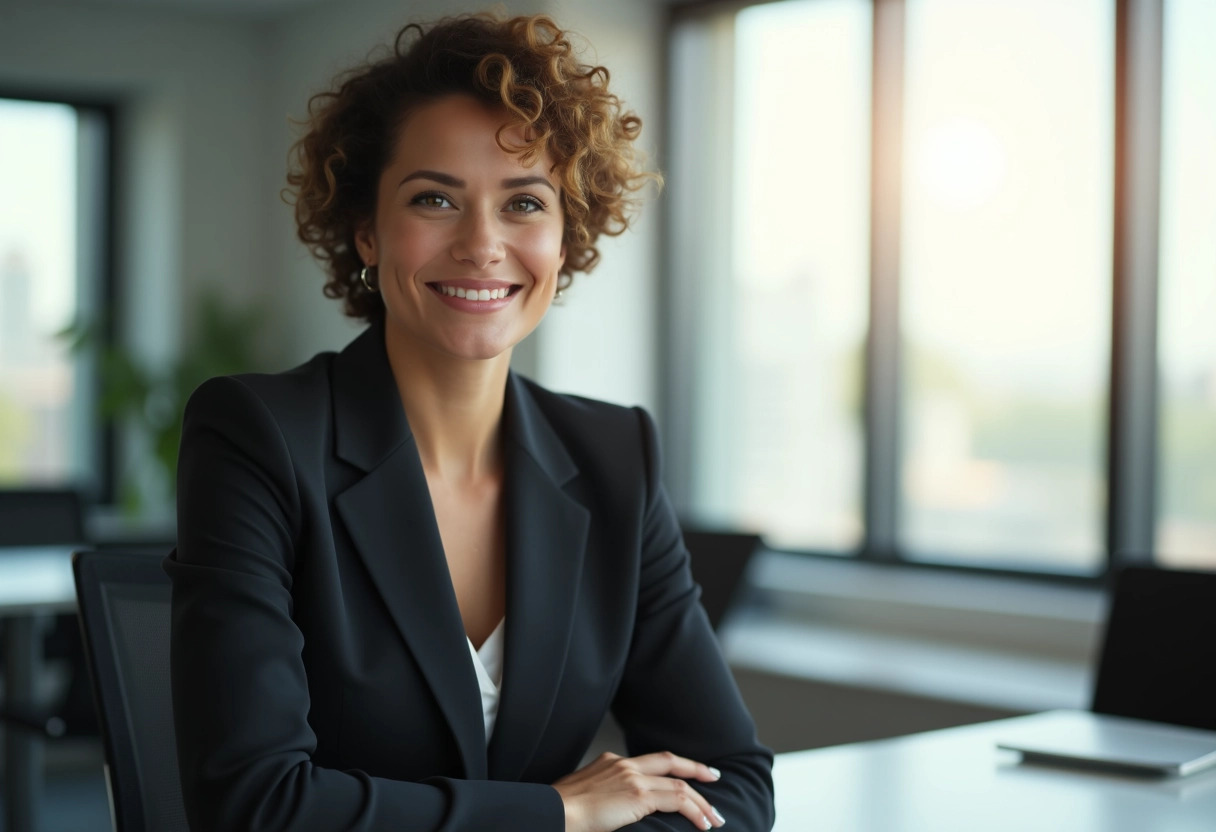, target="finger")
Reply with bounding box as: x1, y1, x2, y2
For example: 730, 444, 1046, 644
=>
629, 751, 722, 782
636, 775, 719, 827
647, 788, 724, 830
